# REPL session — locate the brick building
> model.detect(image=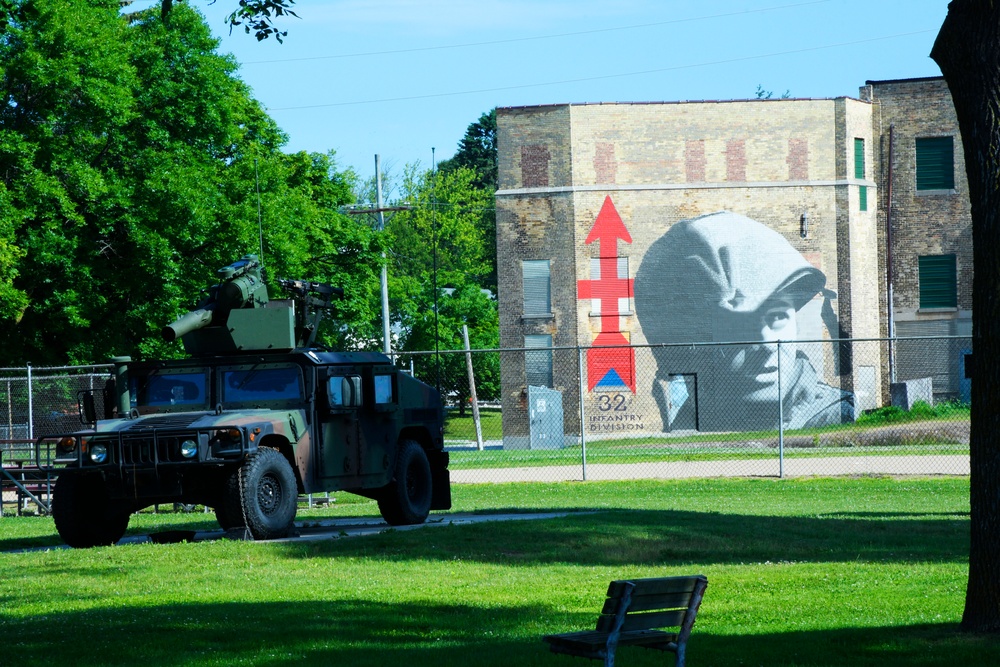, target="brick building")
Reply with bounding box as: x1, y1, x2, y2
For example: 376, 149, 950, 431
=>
495, 77, 969, 447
